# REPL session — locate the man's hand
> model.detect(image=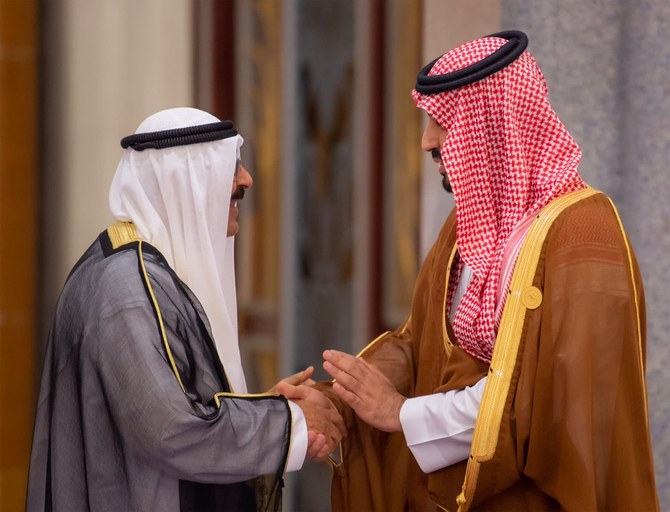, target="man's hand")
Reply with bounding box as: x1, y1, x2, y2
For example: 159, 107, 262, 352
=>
267, 366, 316, 394
275, 380, 346, 462
322, 349, 405, 433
